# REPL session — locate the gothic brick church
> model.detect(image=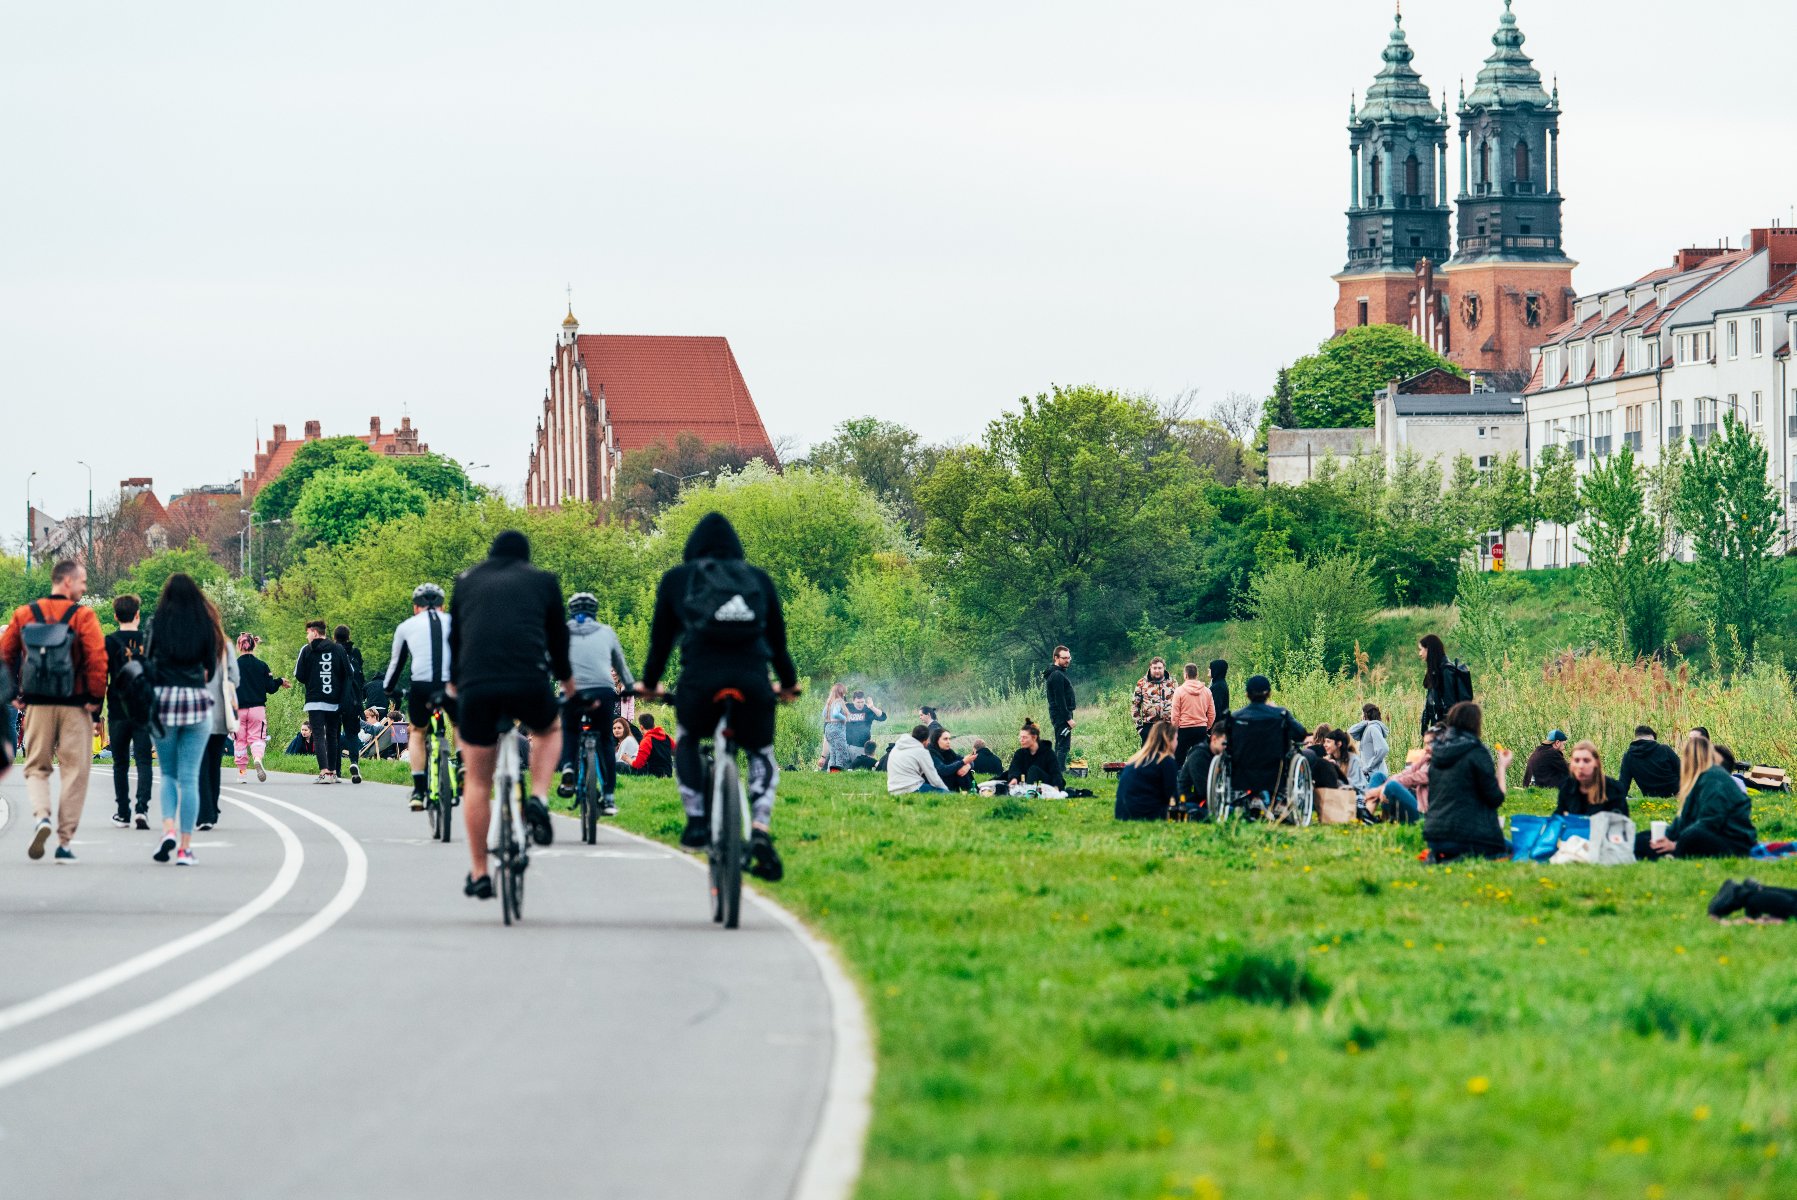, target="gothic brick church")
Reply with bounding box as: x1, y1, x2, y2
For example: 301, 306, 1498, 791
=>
1331, 2, 1575, 387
